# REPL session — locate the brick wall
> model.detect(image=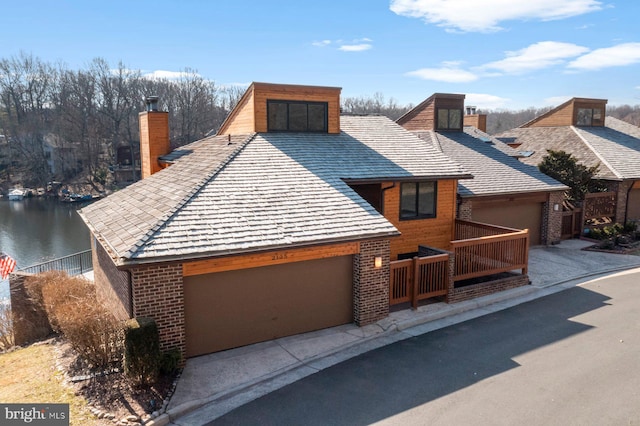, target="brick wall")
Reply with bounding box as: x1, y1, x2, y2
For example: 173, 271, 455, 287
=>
542, 191, 564, 244
457, 198, 472, 221
130, 263, 186, 358
9, 272, 53, 346
448, 274, 529, 303
92, 239, 131, 321
615, 181, 633, 223
353, 240, 390, 325
139, 110, 170, 178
